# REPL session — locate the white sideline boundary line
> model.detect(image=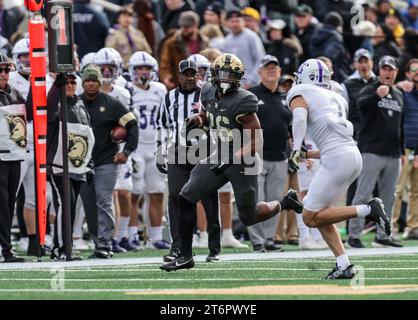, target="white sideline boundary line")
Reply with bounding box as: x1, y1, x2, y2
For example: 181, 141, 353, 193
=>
0, 277, 417, 282
1, 246, 418, 271
1, 266, 418, 273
